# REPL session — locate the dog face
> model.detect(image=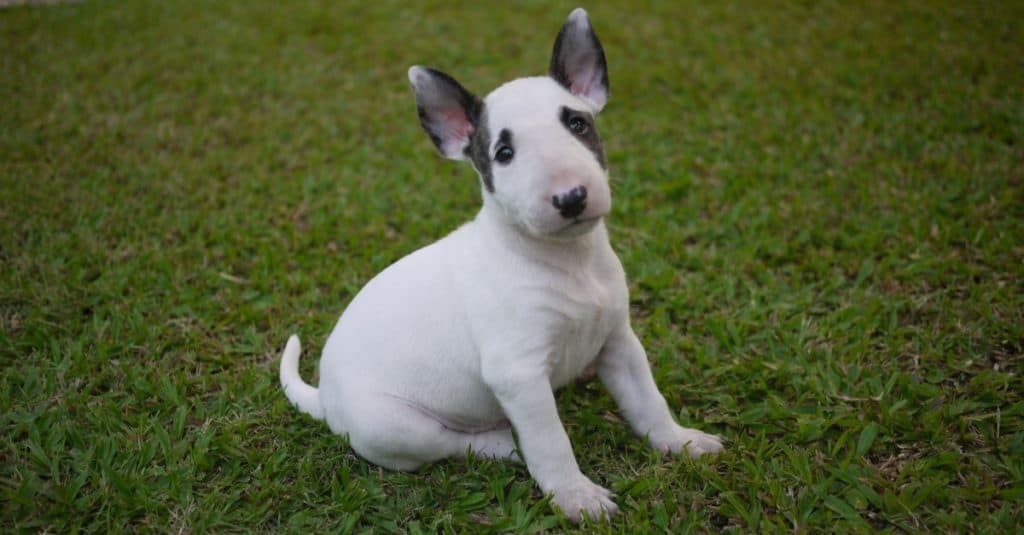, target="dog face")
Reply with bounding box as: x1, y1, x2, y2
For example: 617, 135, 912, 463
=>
409, 8, 611, 240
